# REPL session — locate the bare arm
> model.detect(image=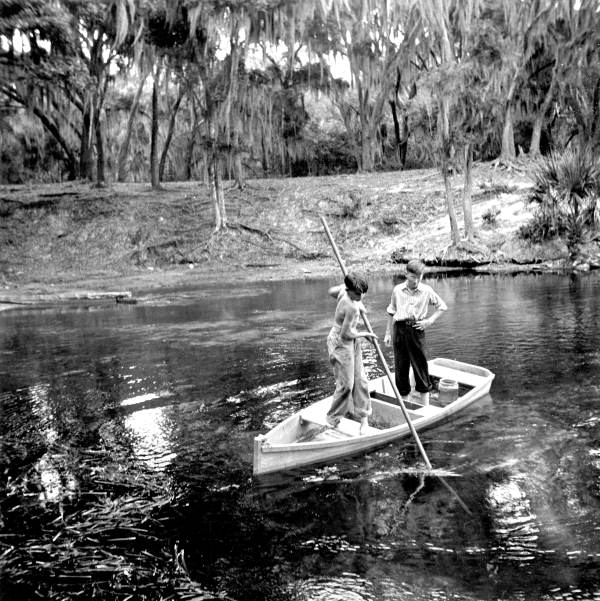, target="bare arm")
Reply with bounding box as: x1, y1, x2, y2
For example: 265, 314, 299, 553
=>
340, 305, 358, 340
384, 289, 396, 346
415, 307, 446, 330
328, 284, 344, 299
340, 302, 377, 342
384, 314, 394, 346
